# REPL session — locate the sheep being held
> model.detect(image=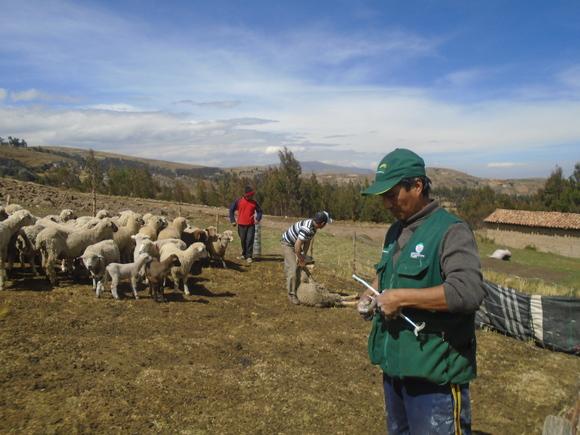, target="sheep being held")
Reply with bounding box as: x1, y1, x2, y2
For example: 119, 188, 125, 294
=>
296, 265, 359, 308
159, 242, 207, 295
